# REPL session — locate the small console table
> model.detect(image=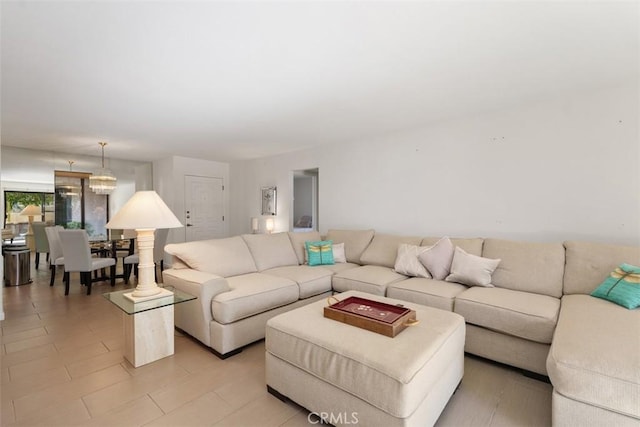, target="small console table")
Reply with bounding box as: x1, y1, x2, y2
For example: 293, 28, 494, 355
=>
103, 287, 196, 367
